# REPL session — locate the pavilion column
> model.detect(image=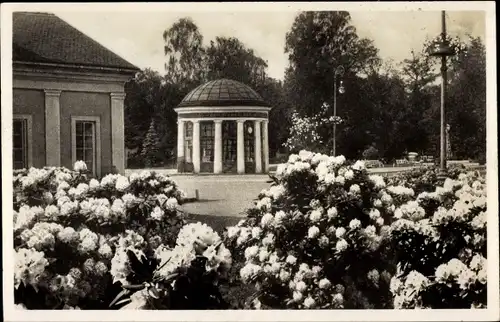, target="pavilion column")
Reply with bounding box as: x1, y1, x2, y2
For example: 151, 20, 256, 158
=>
192, 120, 201, 173
237, 120, 245, 174
213, 120, 223, 174
254, 120, 262, 173
262, 120, 269, 173
44, 89, 61, 167
110, 92, 126, 174
177, 119, 185, 172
